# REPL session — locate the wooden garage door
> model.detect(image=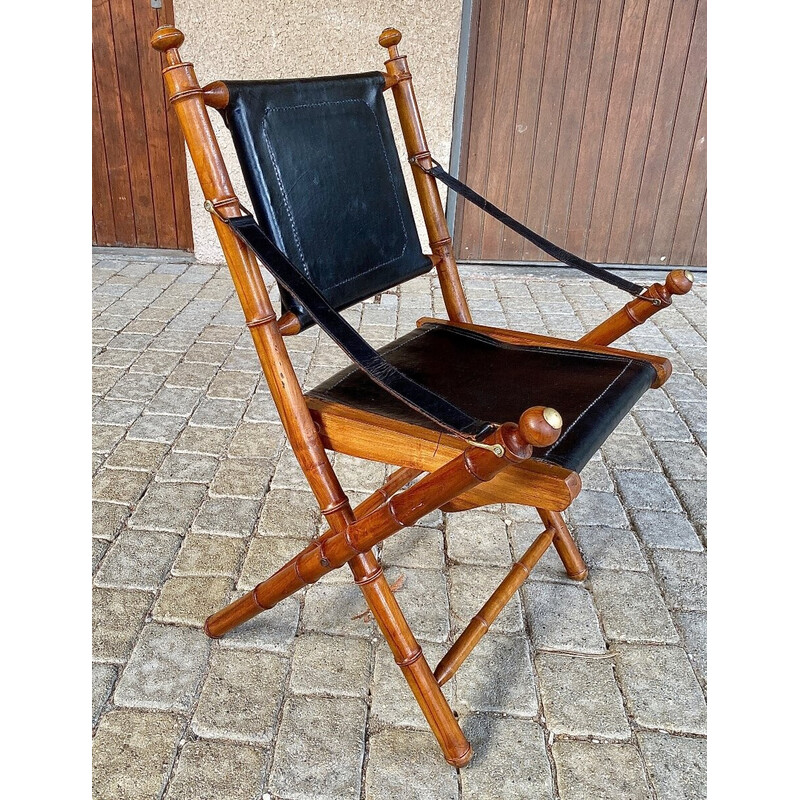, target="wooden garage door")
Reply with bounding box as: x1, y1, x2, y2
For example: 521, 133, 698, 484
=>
92, 0, 193, 250
454, 0, 706, 267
